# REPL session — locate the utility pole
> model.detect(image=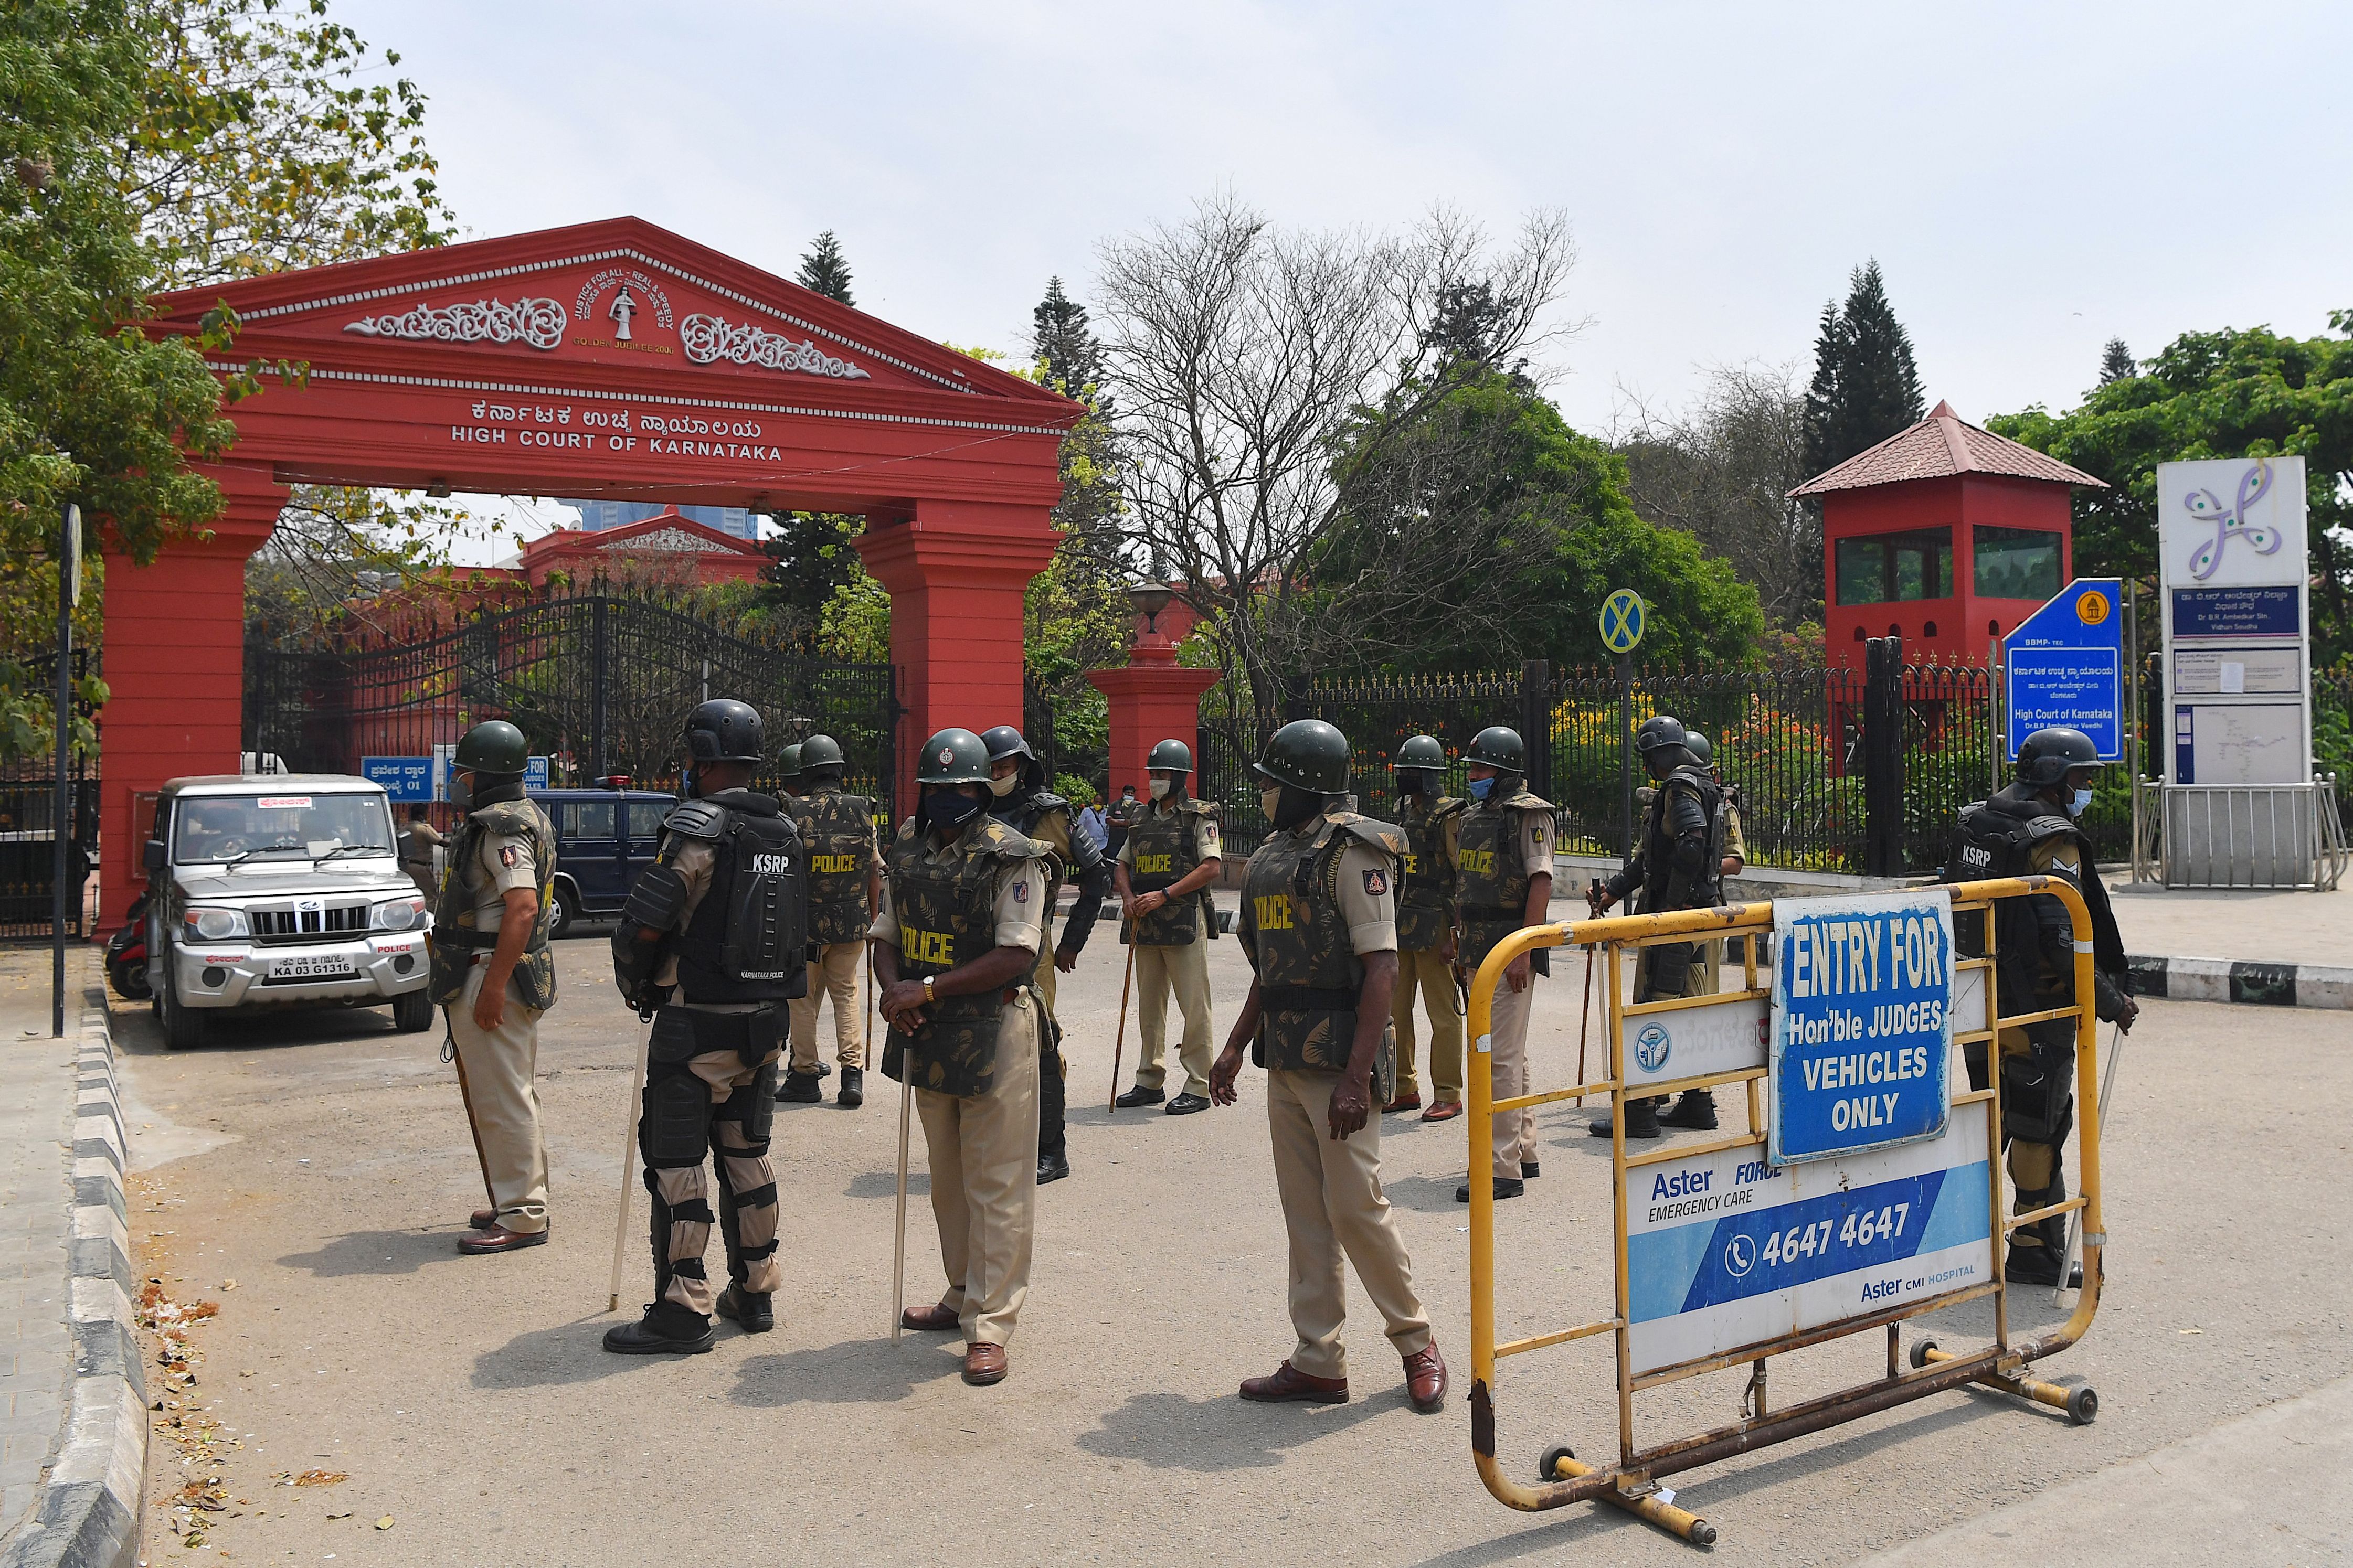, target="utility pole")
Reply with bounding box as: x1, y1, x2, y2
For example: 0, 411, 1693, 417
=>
52, 504, 80, 1038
